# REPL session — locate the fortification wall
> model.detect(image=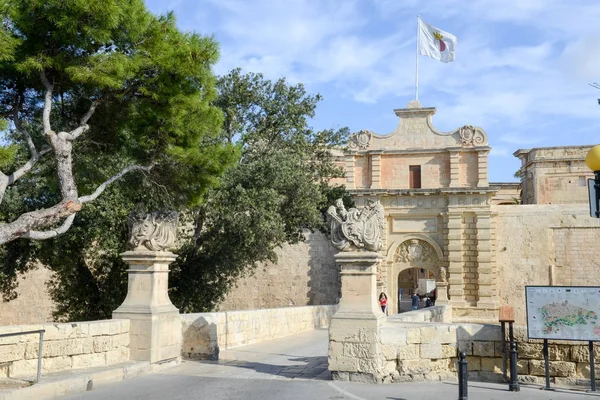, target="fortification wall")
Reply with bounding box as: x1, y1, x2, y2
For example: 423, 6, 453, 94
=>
217, 231, 339, 311
493, 204, 600, 325
0, 267, 54, 326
